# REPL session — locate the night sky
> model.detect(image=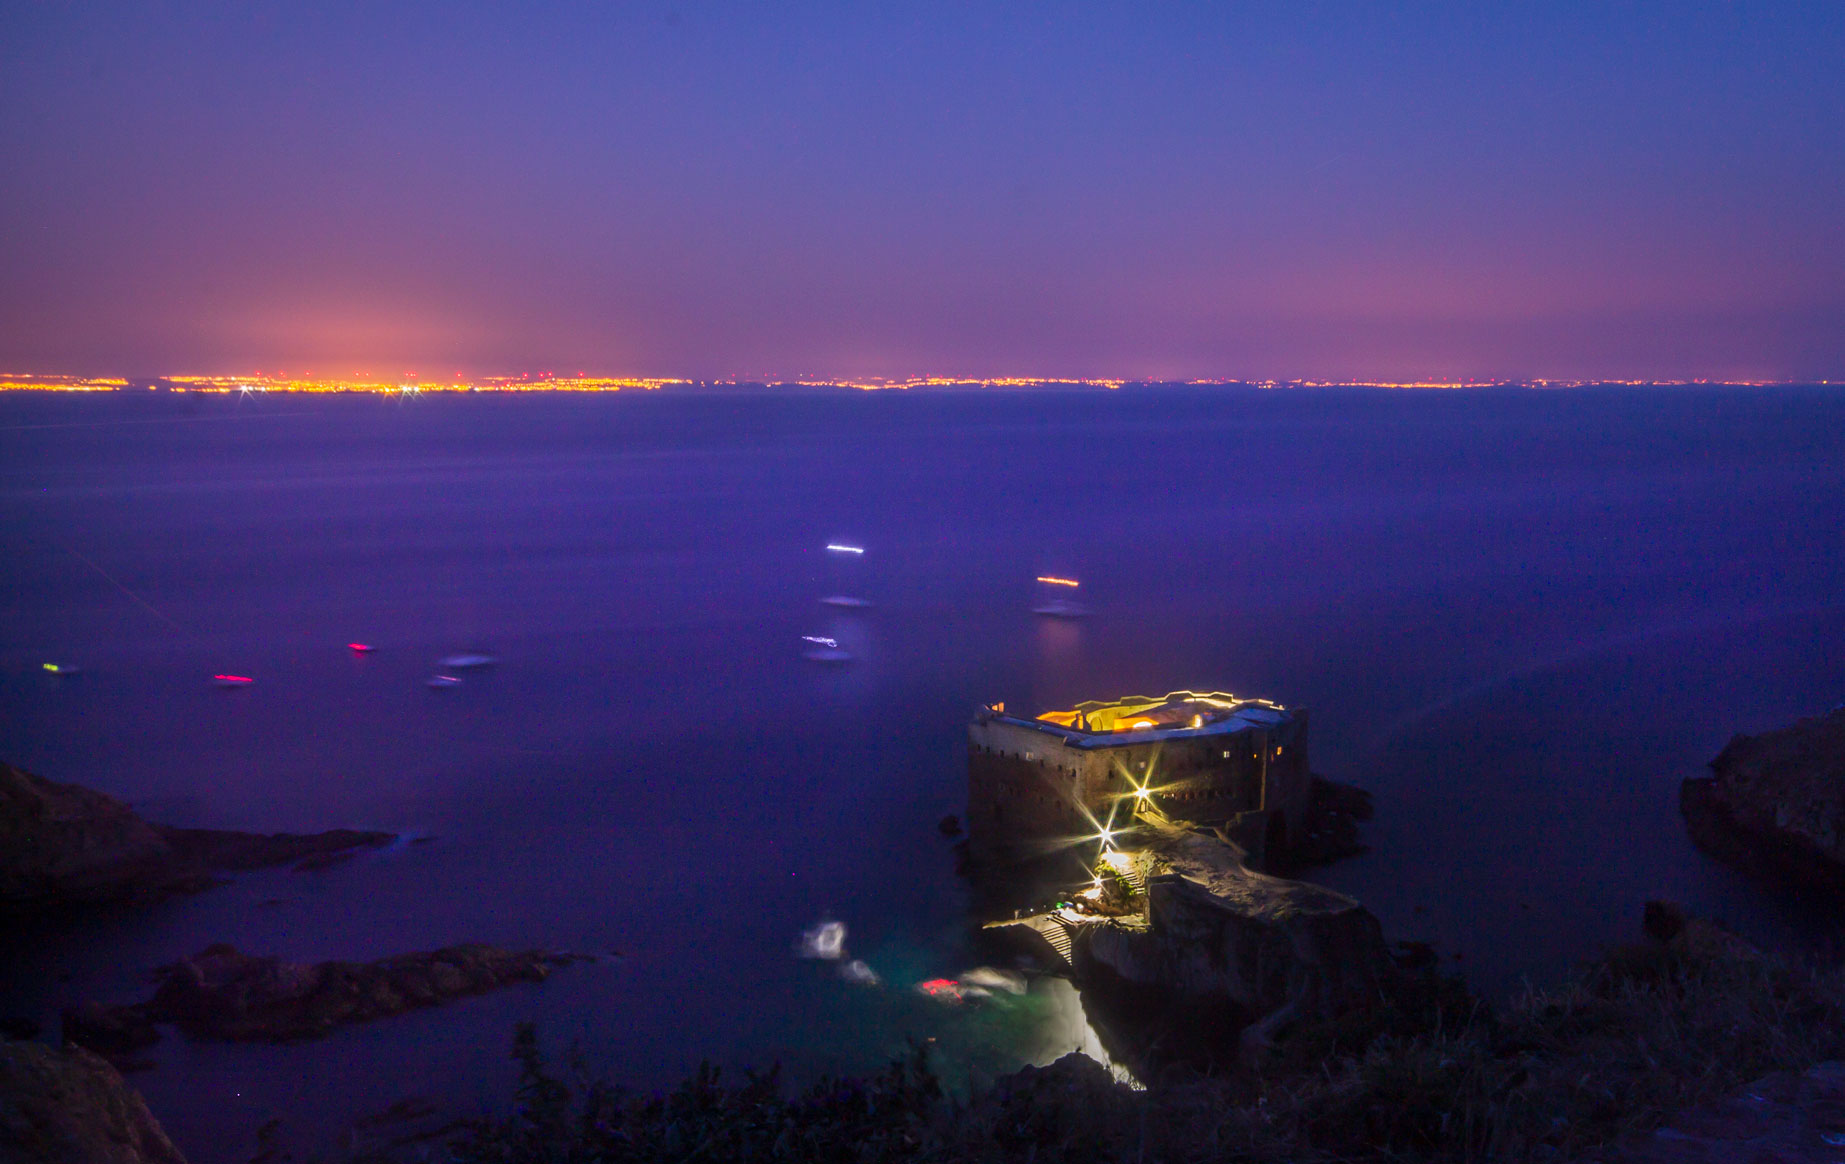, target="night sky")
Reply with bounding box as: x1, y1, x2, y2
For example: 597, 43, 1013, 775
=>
3, 3, 1842, 381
